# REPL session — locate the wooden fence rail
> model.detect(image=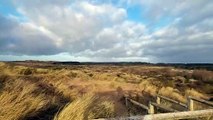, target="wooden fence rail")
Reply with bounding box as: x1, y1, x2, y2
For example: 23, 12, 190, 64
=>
96, 109, 213, 120
124, 94, 213, 114
149, 102, 179, 114
96, 94, 213, 120
156, 95, 187, 109
126, 97, 149, 110
188, 96, 213, 111
125, 96, 179, 114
